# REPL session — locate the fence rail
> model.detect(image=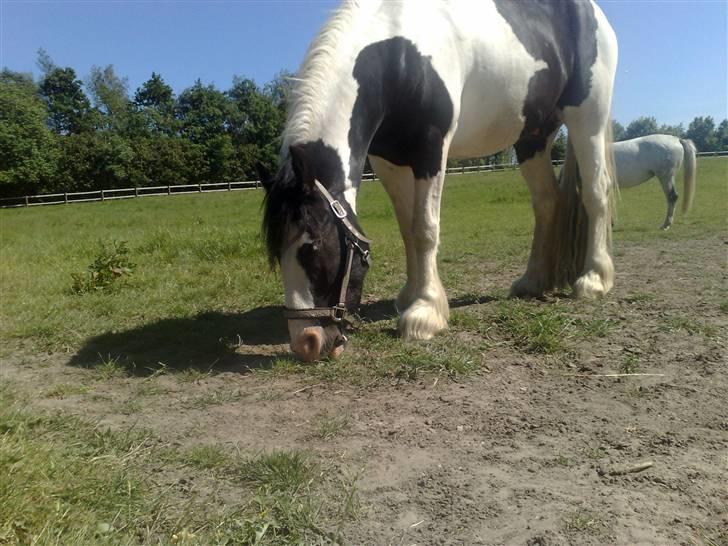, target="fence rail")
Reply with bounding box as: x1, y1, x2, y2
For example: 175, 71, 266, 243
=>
1, 151, 725, 209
